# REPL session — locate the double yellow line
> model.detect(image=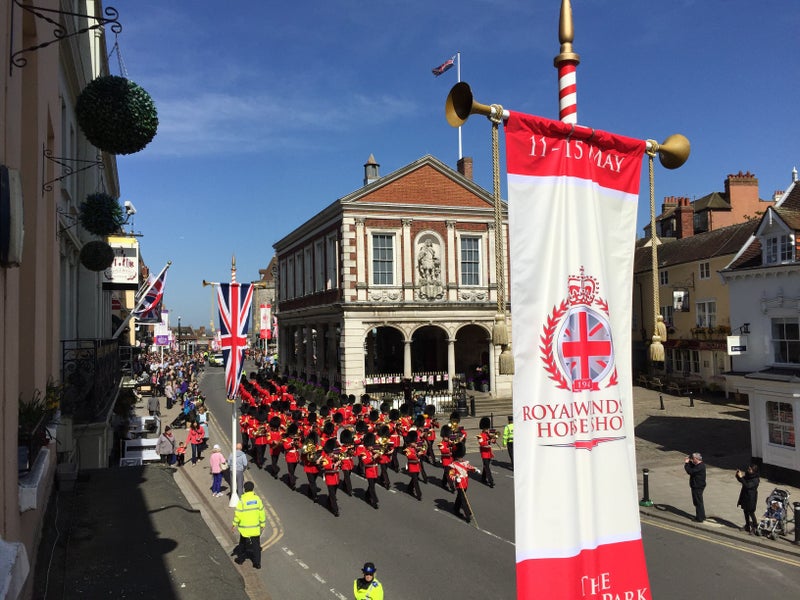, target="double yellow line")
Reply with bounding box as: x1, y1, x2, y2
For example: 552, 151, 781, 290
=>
641, 515, 800, 568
